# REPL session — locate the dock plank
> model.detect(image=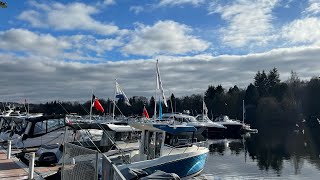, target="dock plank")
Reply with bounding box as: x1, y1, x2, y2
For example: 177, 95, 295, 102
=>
0, 149, 29, 180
